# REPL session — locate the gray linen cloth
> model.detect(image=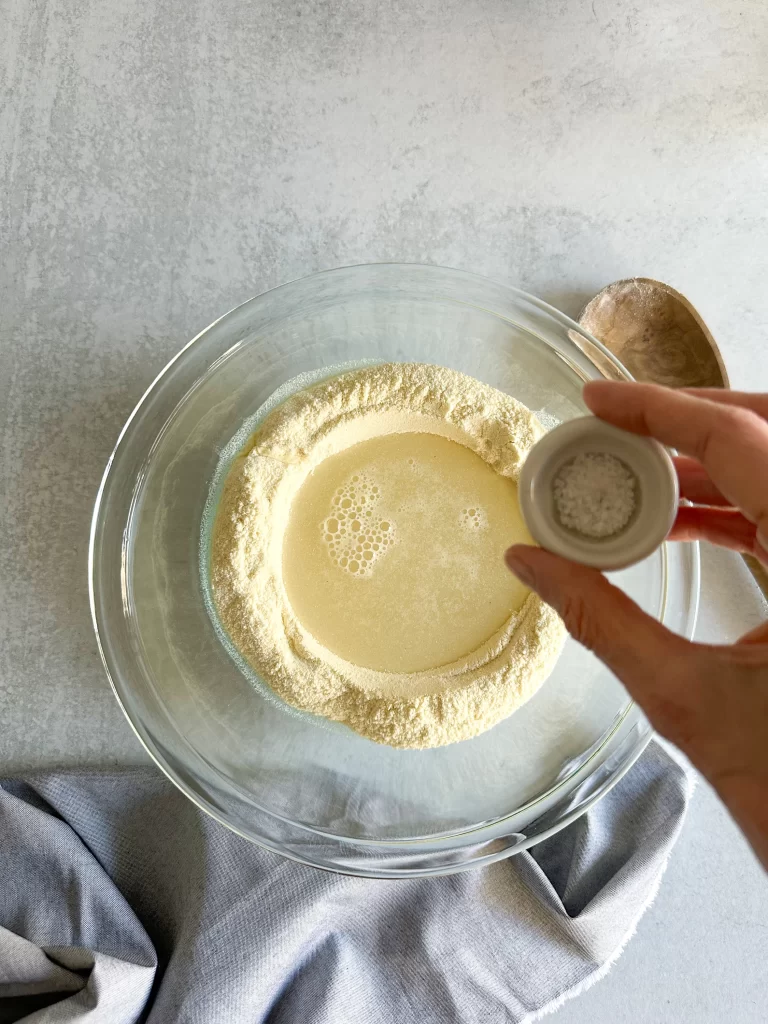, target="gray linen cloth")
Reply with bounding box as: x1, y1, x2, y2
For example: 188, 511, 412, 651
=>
0, 741, 689, 1024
